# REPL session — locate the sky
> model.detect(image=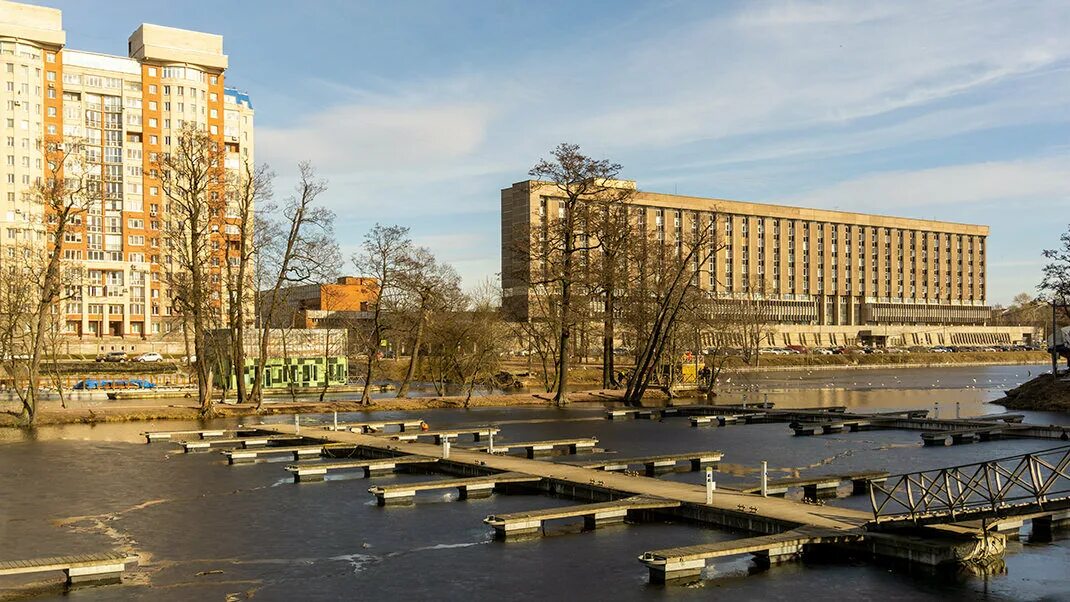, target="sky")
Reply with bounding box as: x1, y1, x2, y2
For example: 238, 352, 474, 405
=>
33, 0, 1070, 305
